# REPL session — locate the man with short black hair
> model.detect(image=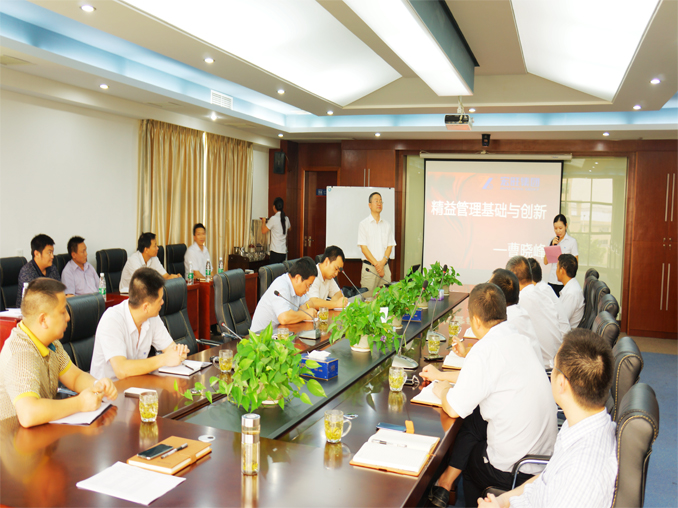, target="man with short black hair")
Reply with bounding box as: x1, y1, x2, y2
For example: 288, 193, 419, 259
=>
307, 246, 348, 310
16, 234, 59, 307
90, 268, 189, 380
61, 236, 99, 296
556, 254, 584, 328
184, 223, 212, 279
478, 329, 617, 508
0, 278, 117, 427
358, 192, 396, 298
119, 232, 180, 292
251, 256, 318, 331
